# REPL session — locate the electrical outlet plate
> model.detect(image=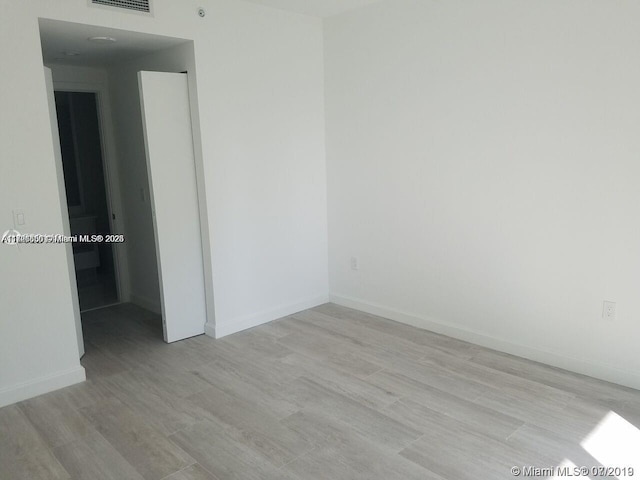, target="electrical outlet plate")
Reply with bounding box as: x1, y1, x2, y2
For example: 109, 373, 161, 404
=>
350, 256, 359, 271
602, 301, 616, 320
